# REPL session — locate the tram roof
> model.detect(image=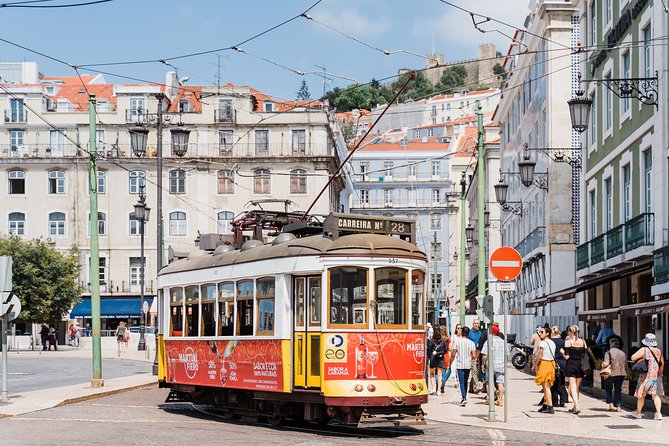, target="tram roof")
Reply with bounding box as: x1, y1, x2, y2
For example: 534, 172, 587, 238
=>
159, 234, 427, 276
